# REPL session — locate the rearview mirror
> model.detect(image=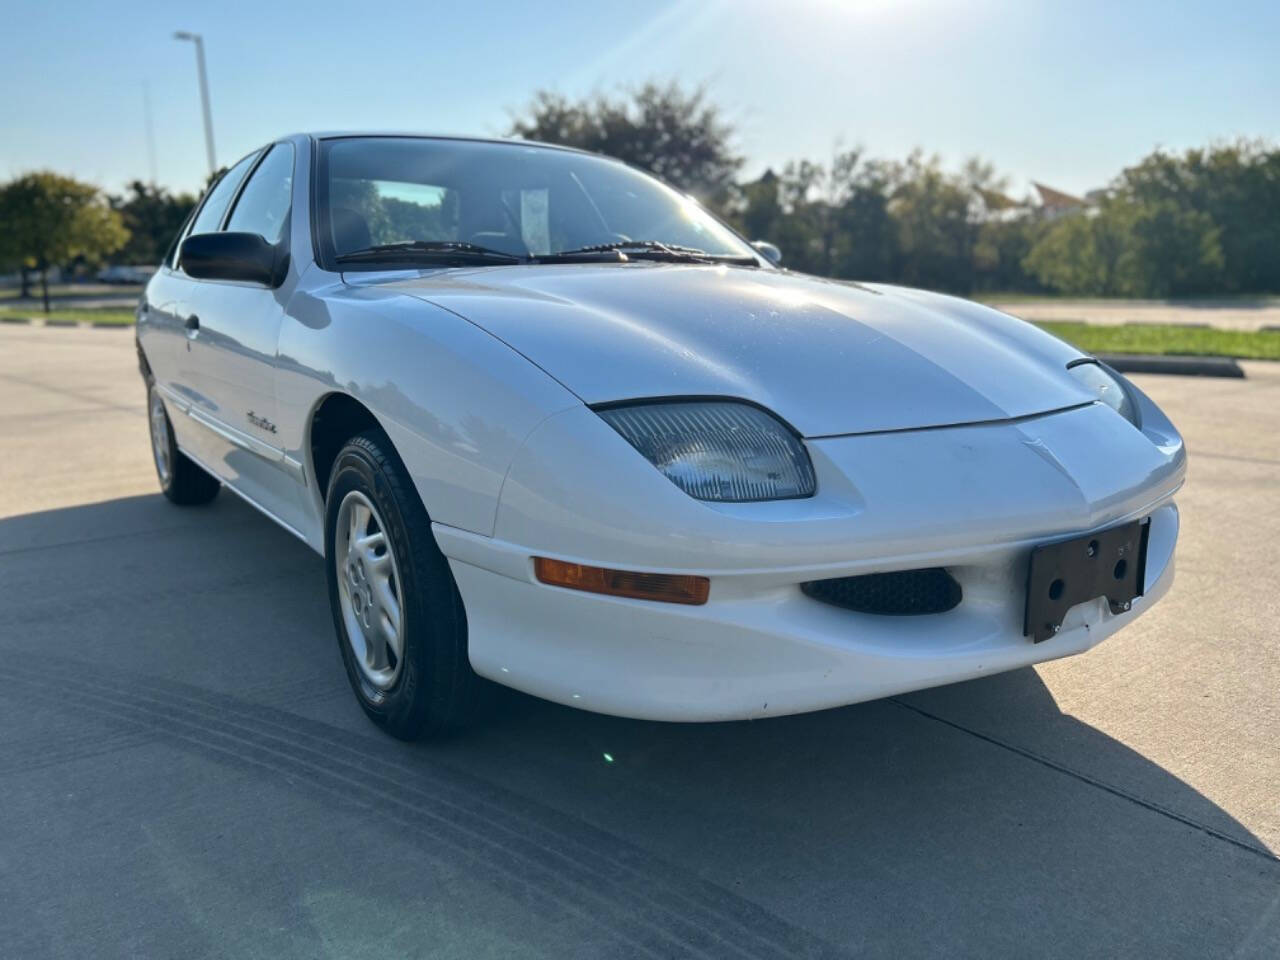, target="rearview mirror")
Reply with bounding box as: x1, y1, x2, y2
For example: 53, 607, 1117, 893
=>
180, 232, 287, 286
751, 240, 783, 265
